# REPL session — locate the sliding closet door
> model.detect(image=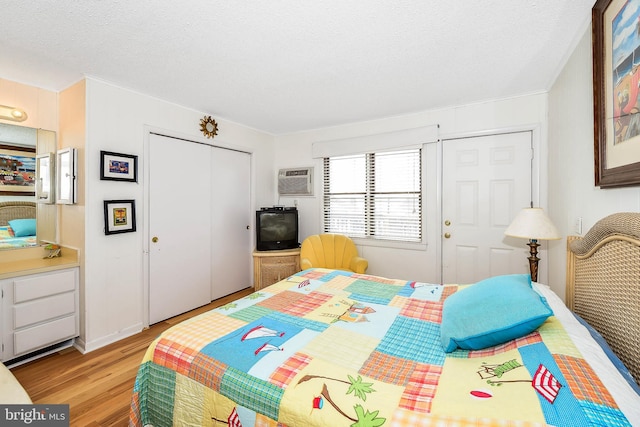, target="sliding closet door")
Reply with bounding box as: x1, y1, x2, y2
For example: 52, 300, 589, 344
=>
148, 134, 212, 324
211, 147, 252, 299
